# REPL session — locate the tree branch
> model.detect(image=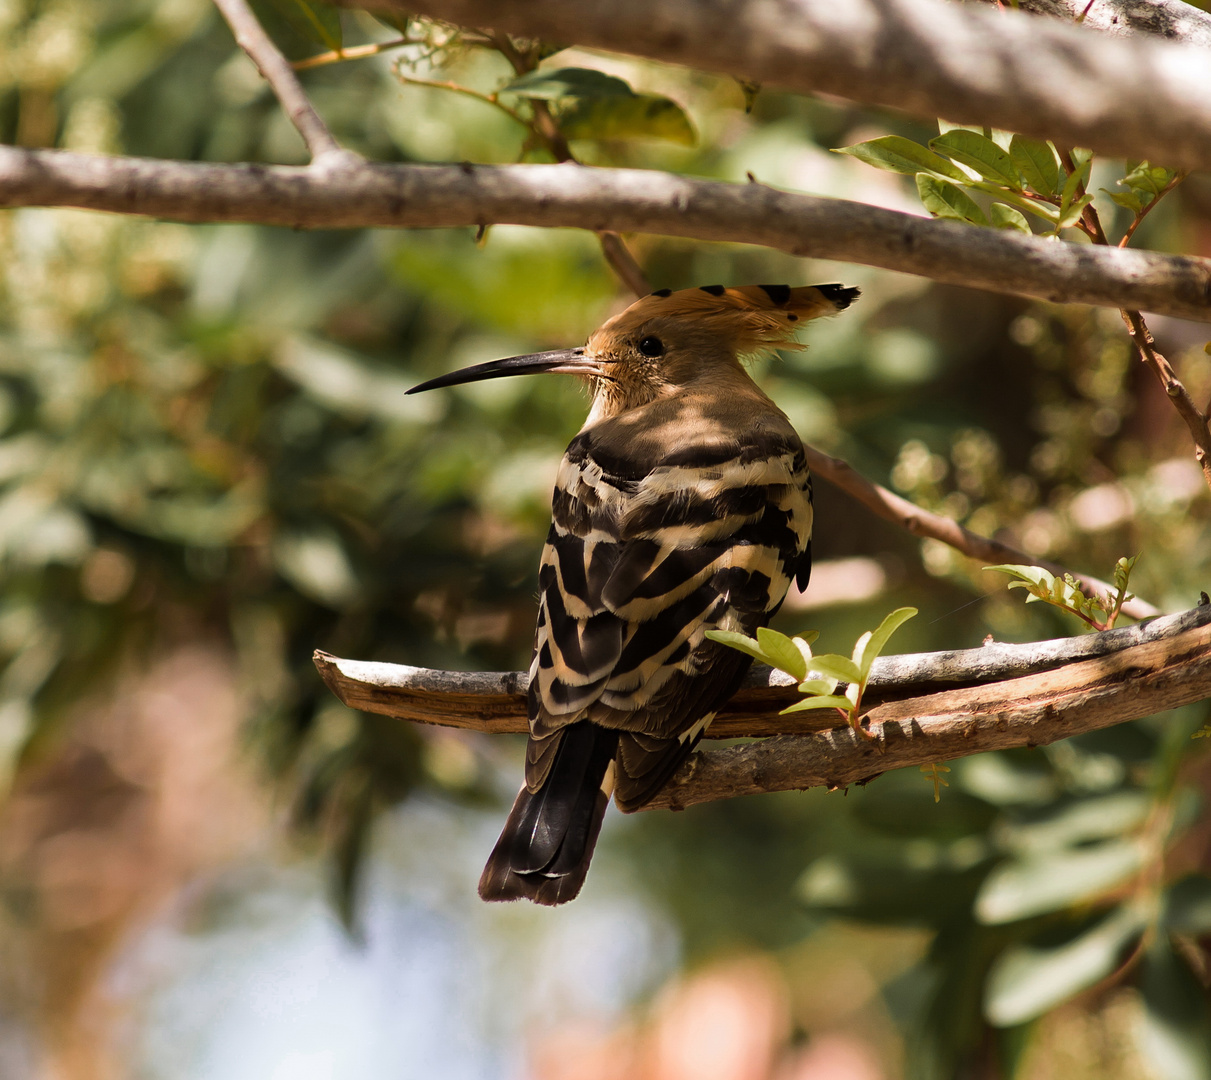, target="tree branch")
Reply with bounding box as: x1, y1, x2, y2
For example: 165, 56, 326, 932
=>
3, 148, 1209, 321
312, 604, 1211, 806
802, 445, 1161, 620
212, 0, 349, 163
356, 0, 1211, 176
647, 614, 1211, 810
966, 0, 1211, 48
